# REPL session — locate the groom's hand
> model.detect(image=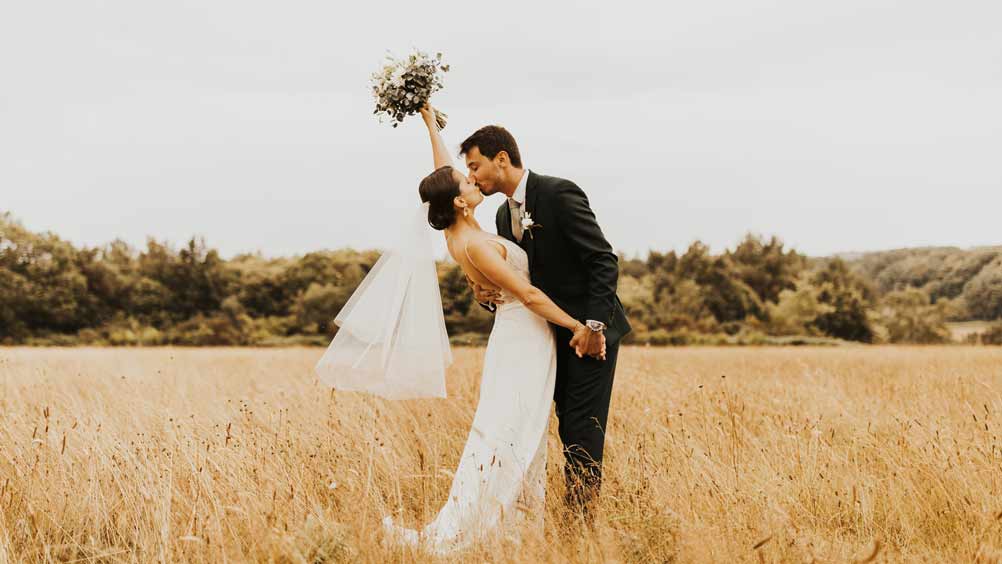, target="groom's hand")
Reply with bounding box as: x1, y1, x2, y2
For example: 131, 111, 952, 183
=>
467, 275, 504, 306
571, 324, 607, 360
587, 331, 607, 361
